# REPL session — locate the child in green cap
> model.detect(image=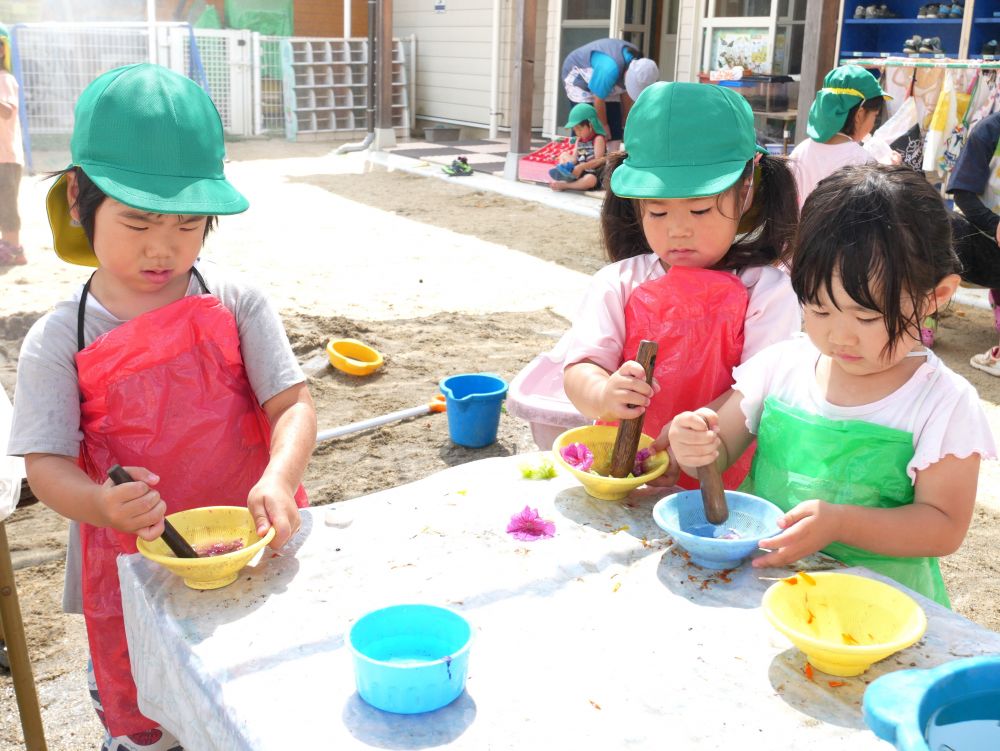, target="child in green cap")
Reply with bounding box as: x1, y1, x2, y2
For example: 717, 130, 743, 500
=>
667, 164, 995, 607
789, 64, 894, 207
561, 81, 800, 491
8, 63, 316, 747
549, 102, 608, 192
